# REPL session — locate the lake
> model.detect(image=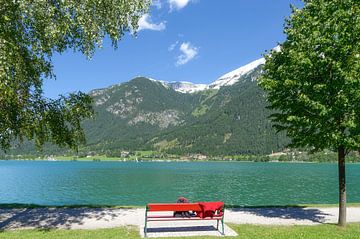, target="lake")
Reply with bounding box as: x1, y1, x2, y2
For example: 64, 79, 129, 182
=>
0, 160, 359, 206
